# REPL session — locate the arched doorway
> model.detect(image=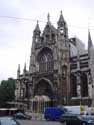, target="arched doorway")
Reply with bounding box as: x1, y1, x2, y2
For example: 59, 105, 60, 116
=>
32, 78, 54, 113
34, 79, 54, 98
